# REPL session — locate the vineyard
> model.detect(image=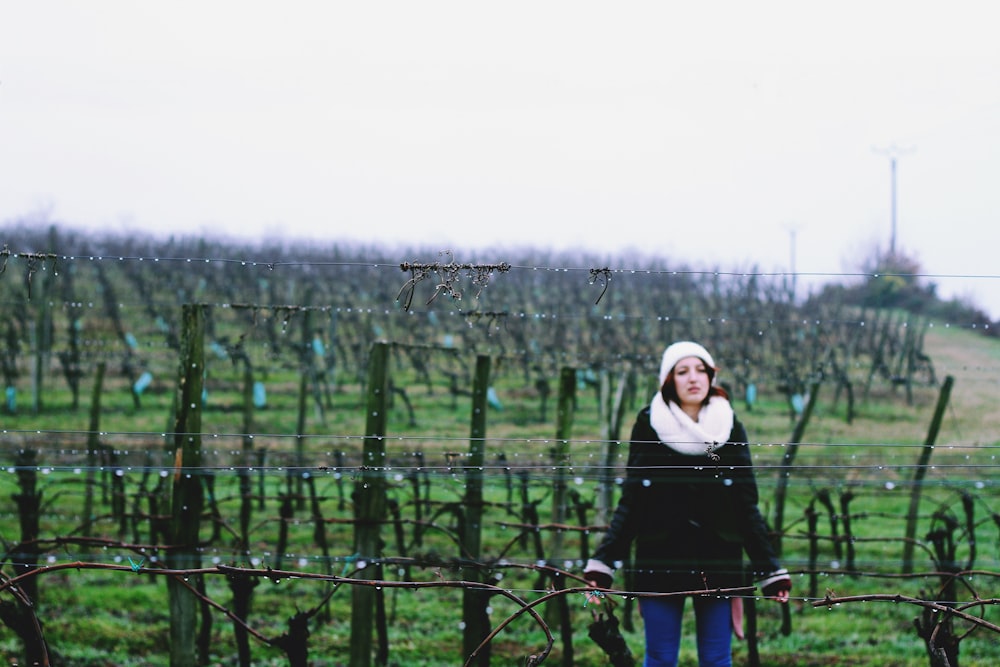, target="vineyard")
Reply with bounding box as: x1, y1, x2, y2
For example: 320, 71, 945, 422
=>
1, 225, 1000, 666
